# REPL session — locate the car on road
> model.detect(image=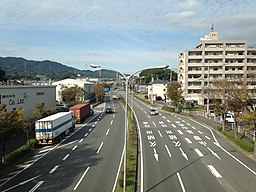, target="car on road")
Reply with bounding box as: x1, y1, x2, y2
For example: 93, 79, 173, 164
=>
105, 107, 114, 114
149, 108, 159, 115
